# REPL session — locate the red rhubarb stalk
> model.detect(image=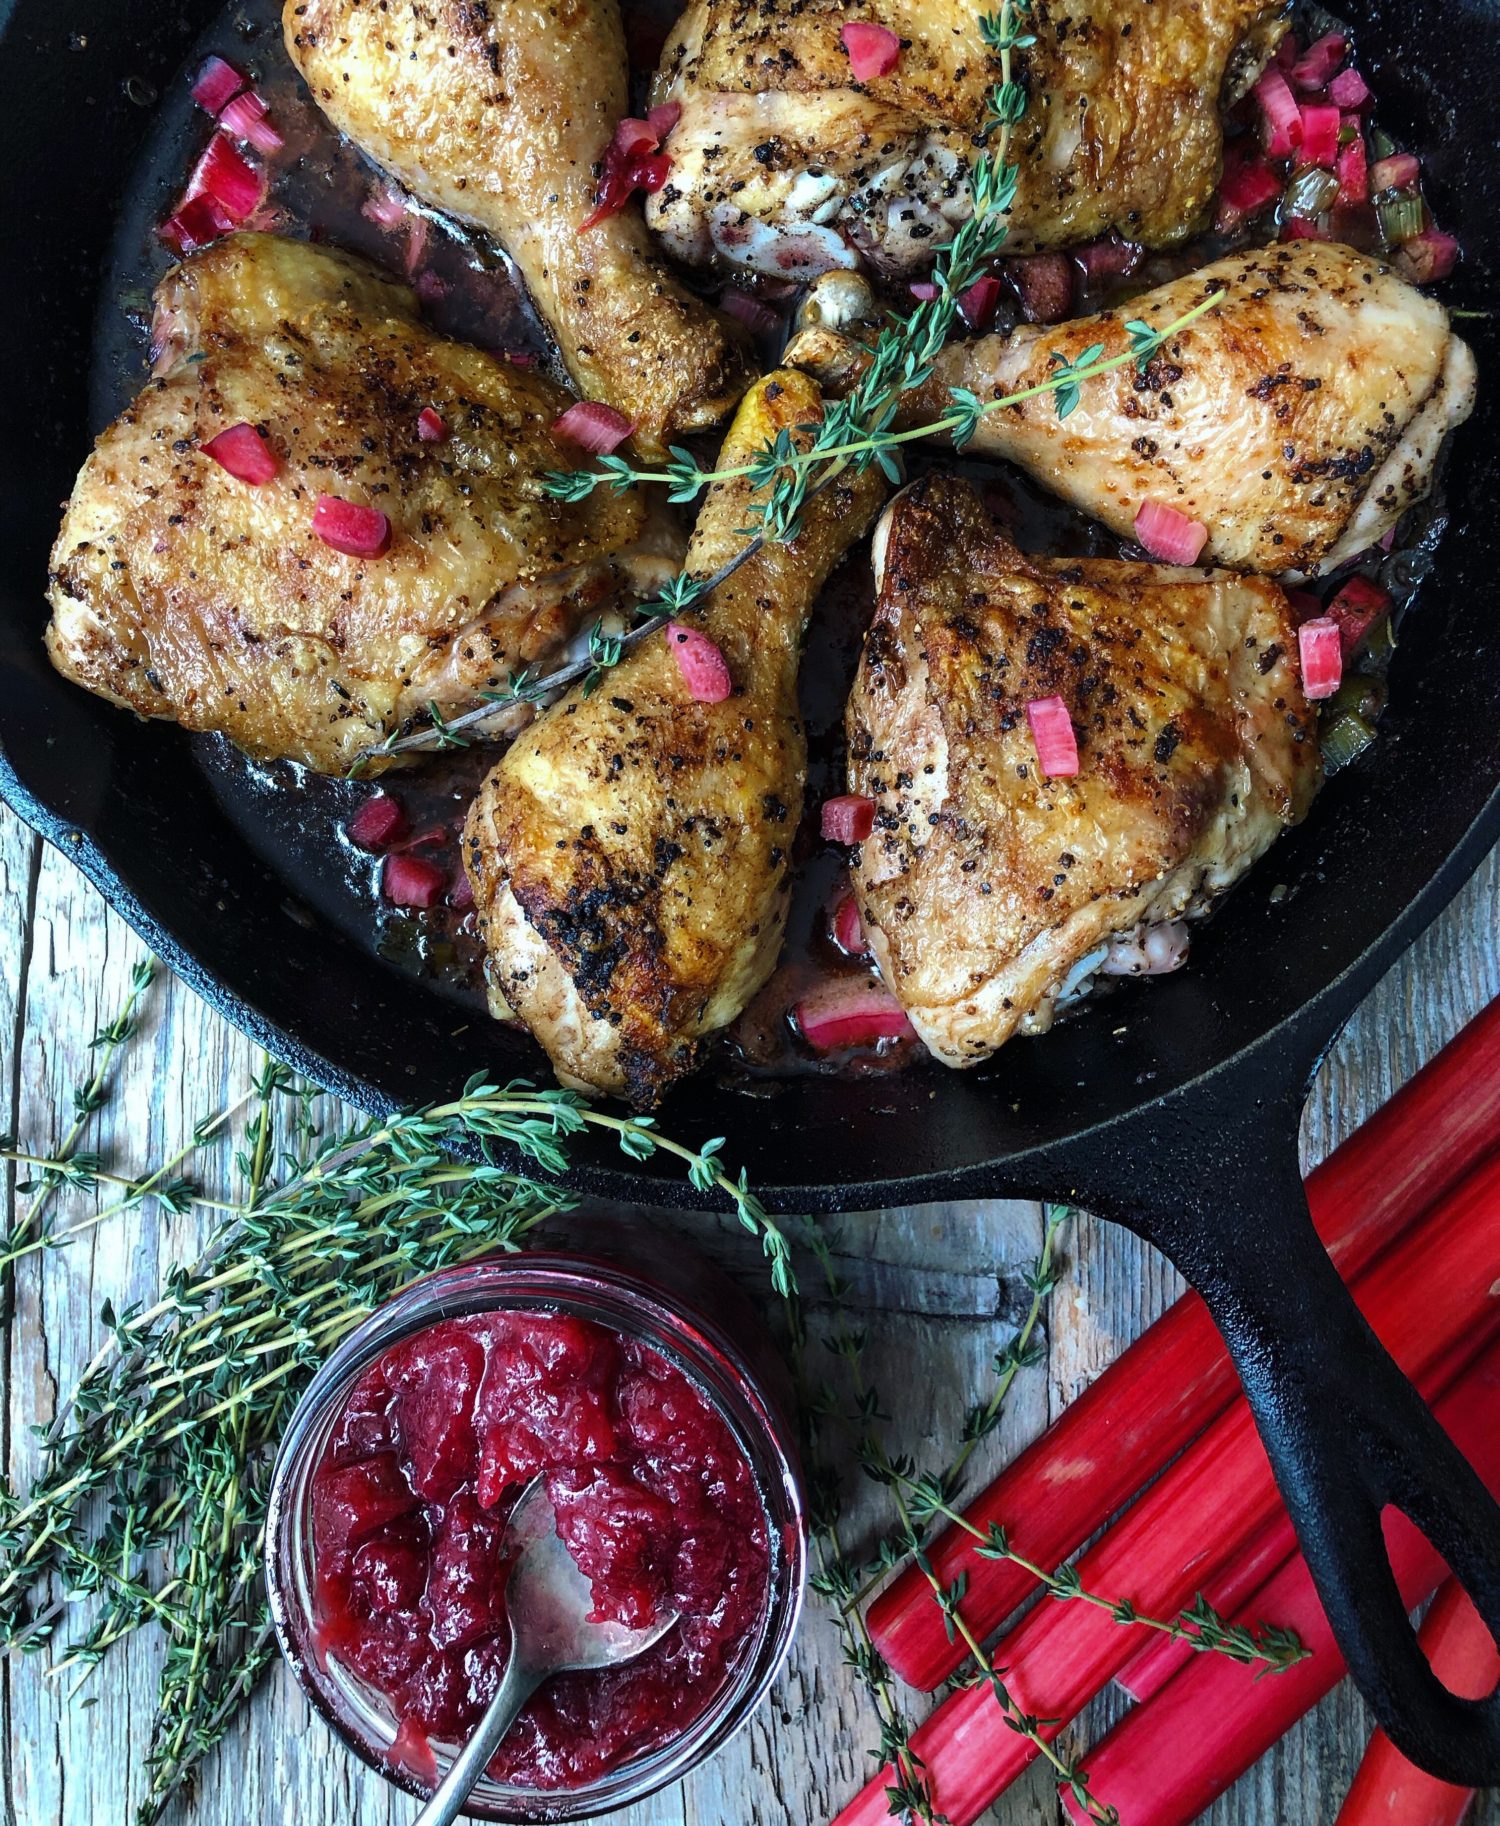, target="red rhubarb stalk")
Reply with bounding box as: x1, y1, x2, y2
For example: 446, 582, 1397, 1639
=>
840, 1314, 1500, 1826
1113, 1333, 1482, 1706
1335, 1579, 1500, 1826
866, 997, 1500, 1691
1057, 1344, 1500, 1826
